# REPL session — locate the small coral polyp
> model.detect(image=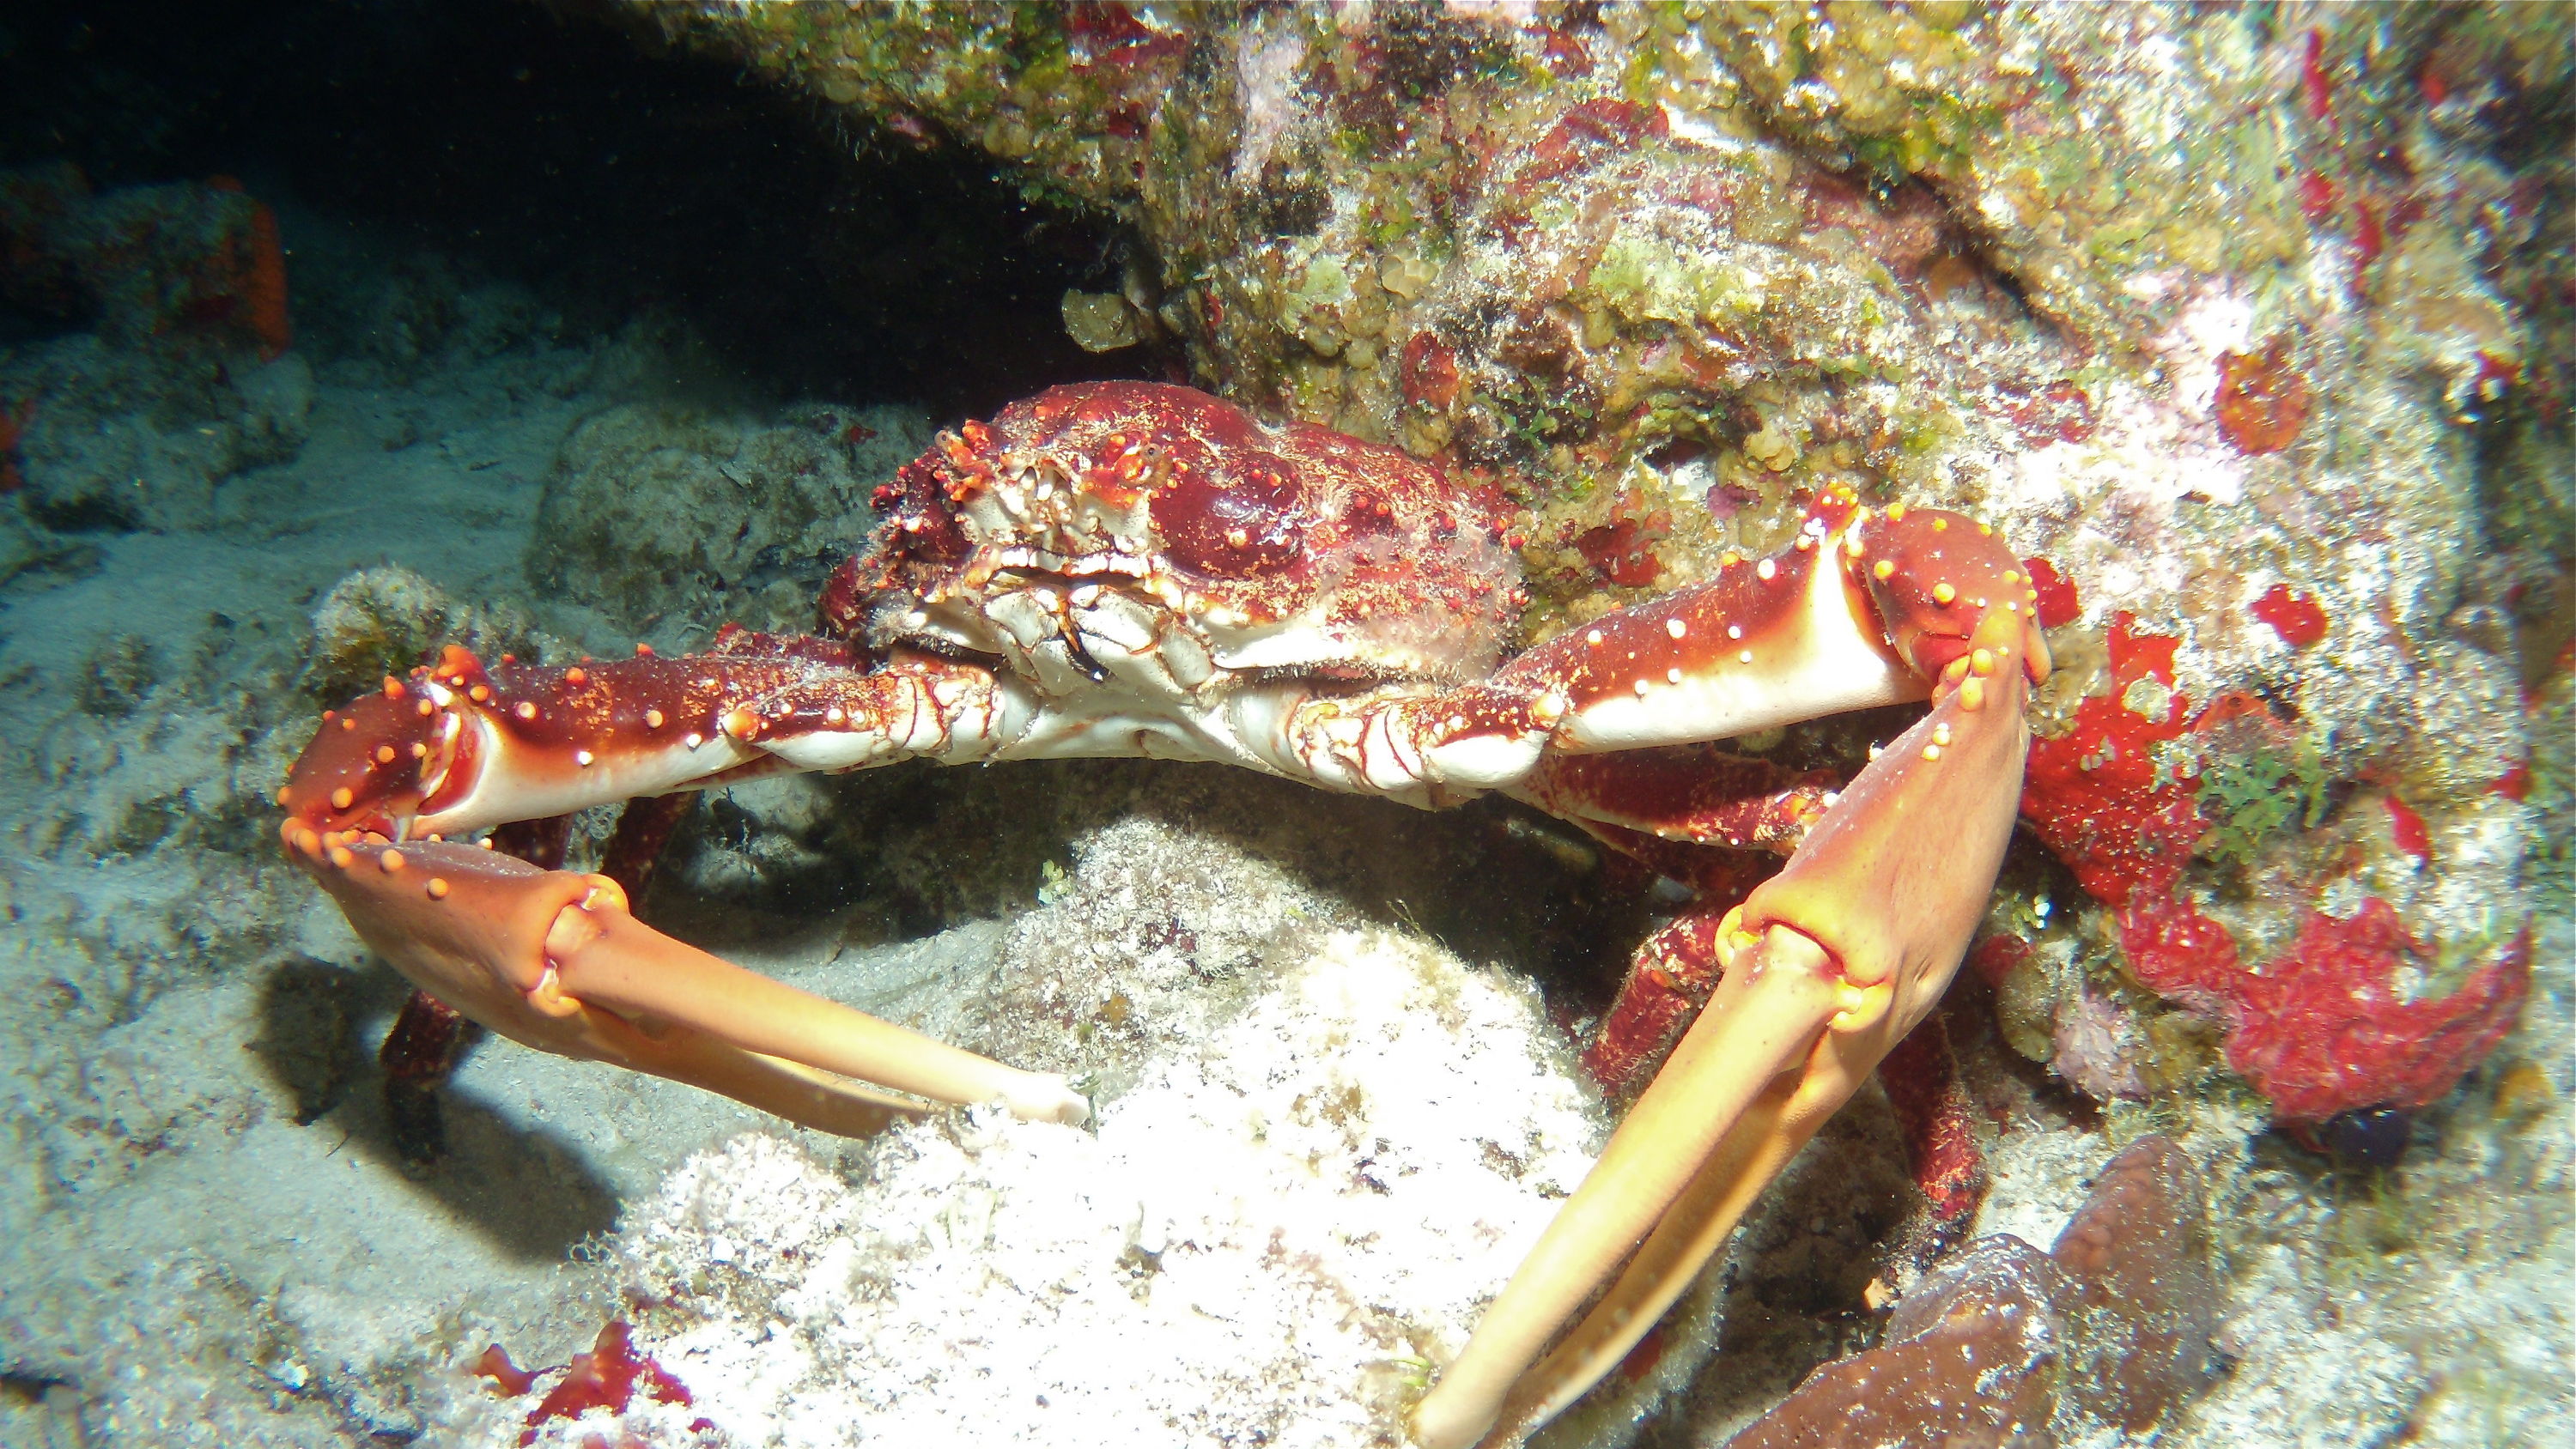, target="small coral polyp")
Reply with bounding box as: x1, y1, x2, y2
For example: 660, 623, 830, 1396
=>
277, 380, 2056, 1447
